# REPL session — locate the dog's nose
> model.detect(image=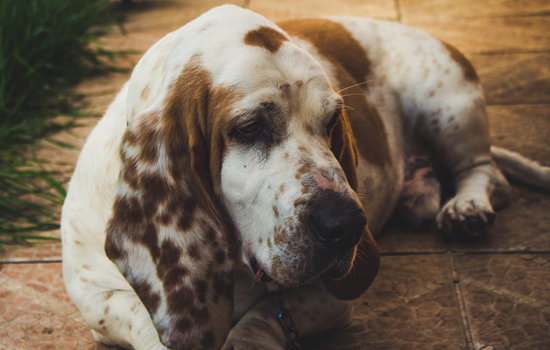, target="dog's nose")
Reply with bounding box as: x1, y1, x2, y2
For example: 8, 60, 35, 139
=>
309, 196, 367, 253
